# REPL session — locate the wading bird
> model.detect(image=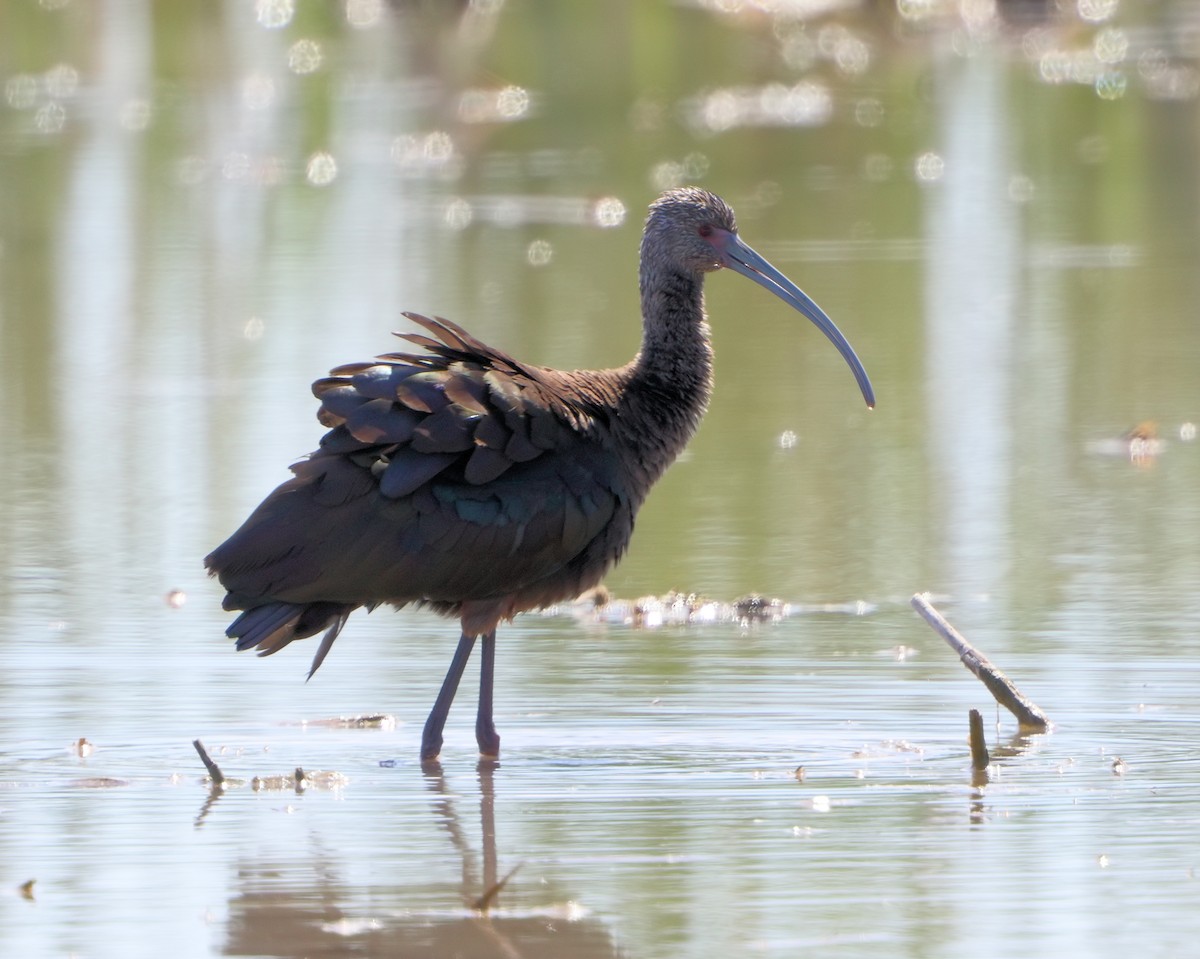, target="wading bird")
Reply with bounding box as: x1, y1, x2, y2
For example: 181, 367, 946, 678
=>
206, 187, 874, 761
